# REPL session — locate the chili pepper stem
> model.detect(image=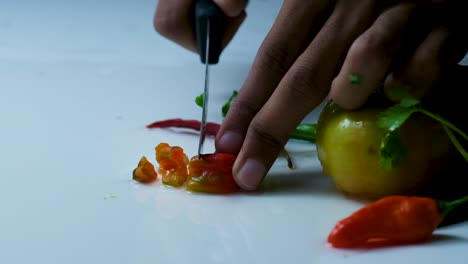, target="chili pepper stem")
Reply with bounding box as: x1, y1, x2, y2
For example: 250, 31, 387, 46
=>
280, 148, 295, 169
442, 125, 468, 163
438, 194, 468, 218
